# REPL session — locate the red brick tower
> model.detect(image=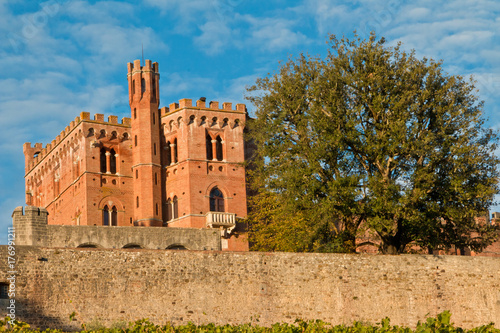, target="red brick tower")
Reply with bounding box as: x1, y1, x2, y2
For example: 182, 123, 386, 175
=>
128, 59, 163, 226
